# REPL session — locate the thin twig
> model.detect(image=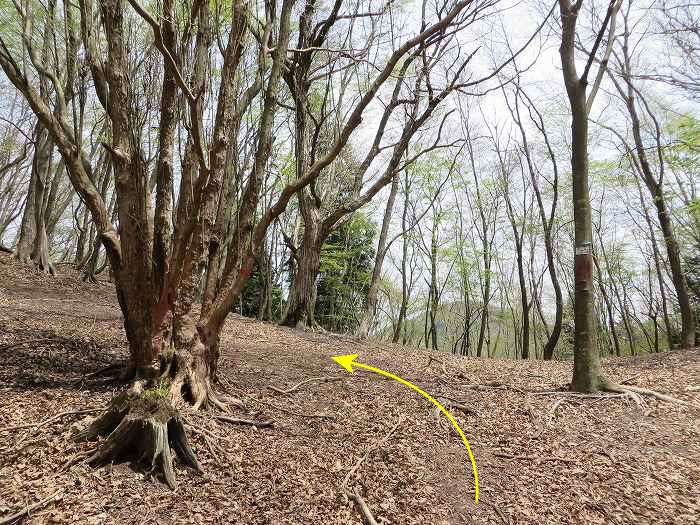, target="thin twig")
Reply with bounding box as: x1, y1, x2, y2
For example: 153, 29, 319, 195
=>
435, 396, 478, 417
214, 416, 274, 428
348, 491, 379, 525
0, 337, 69, 351
0, 408, 102, 433
267, 376, 342, 395
620, 373, 642, 385
341, 415, 403, 525
494, 453, 576, 464
460, 382, 523, 393
253, 398, 336, 420
221, 381, 336, 420
342, 416, 403, 489
0, 490, 62, 525
525, 399, 543, 438
423, 356, 448, 375
489, 501, 509, 524
58, 449, 93, 473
